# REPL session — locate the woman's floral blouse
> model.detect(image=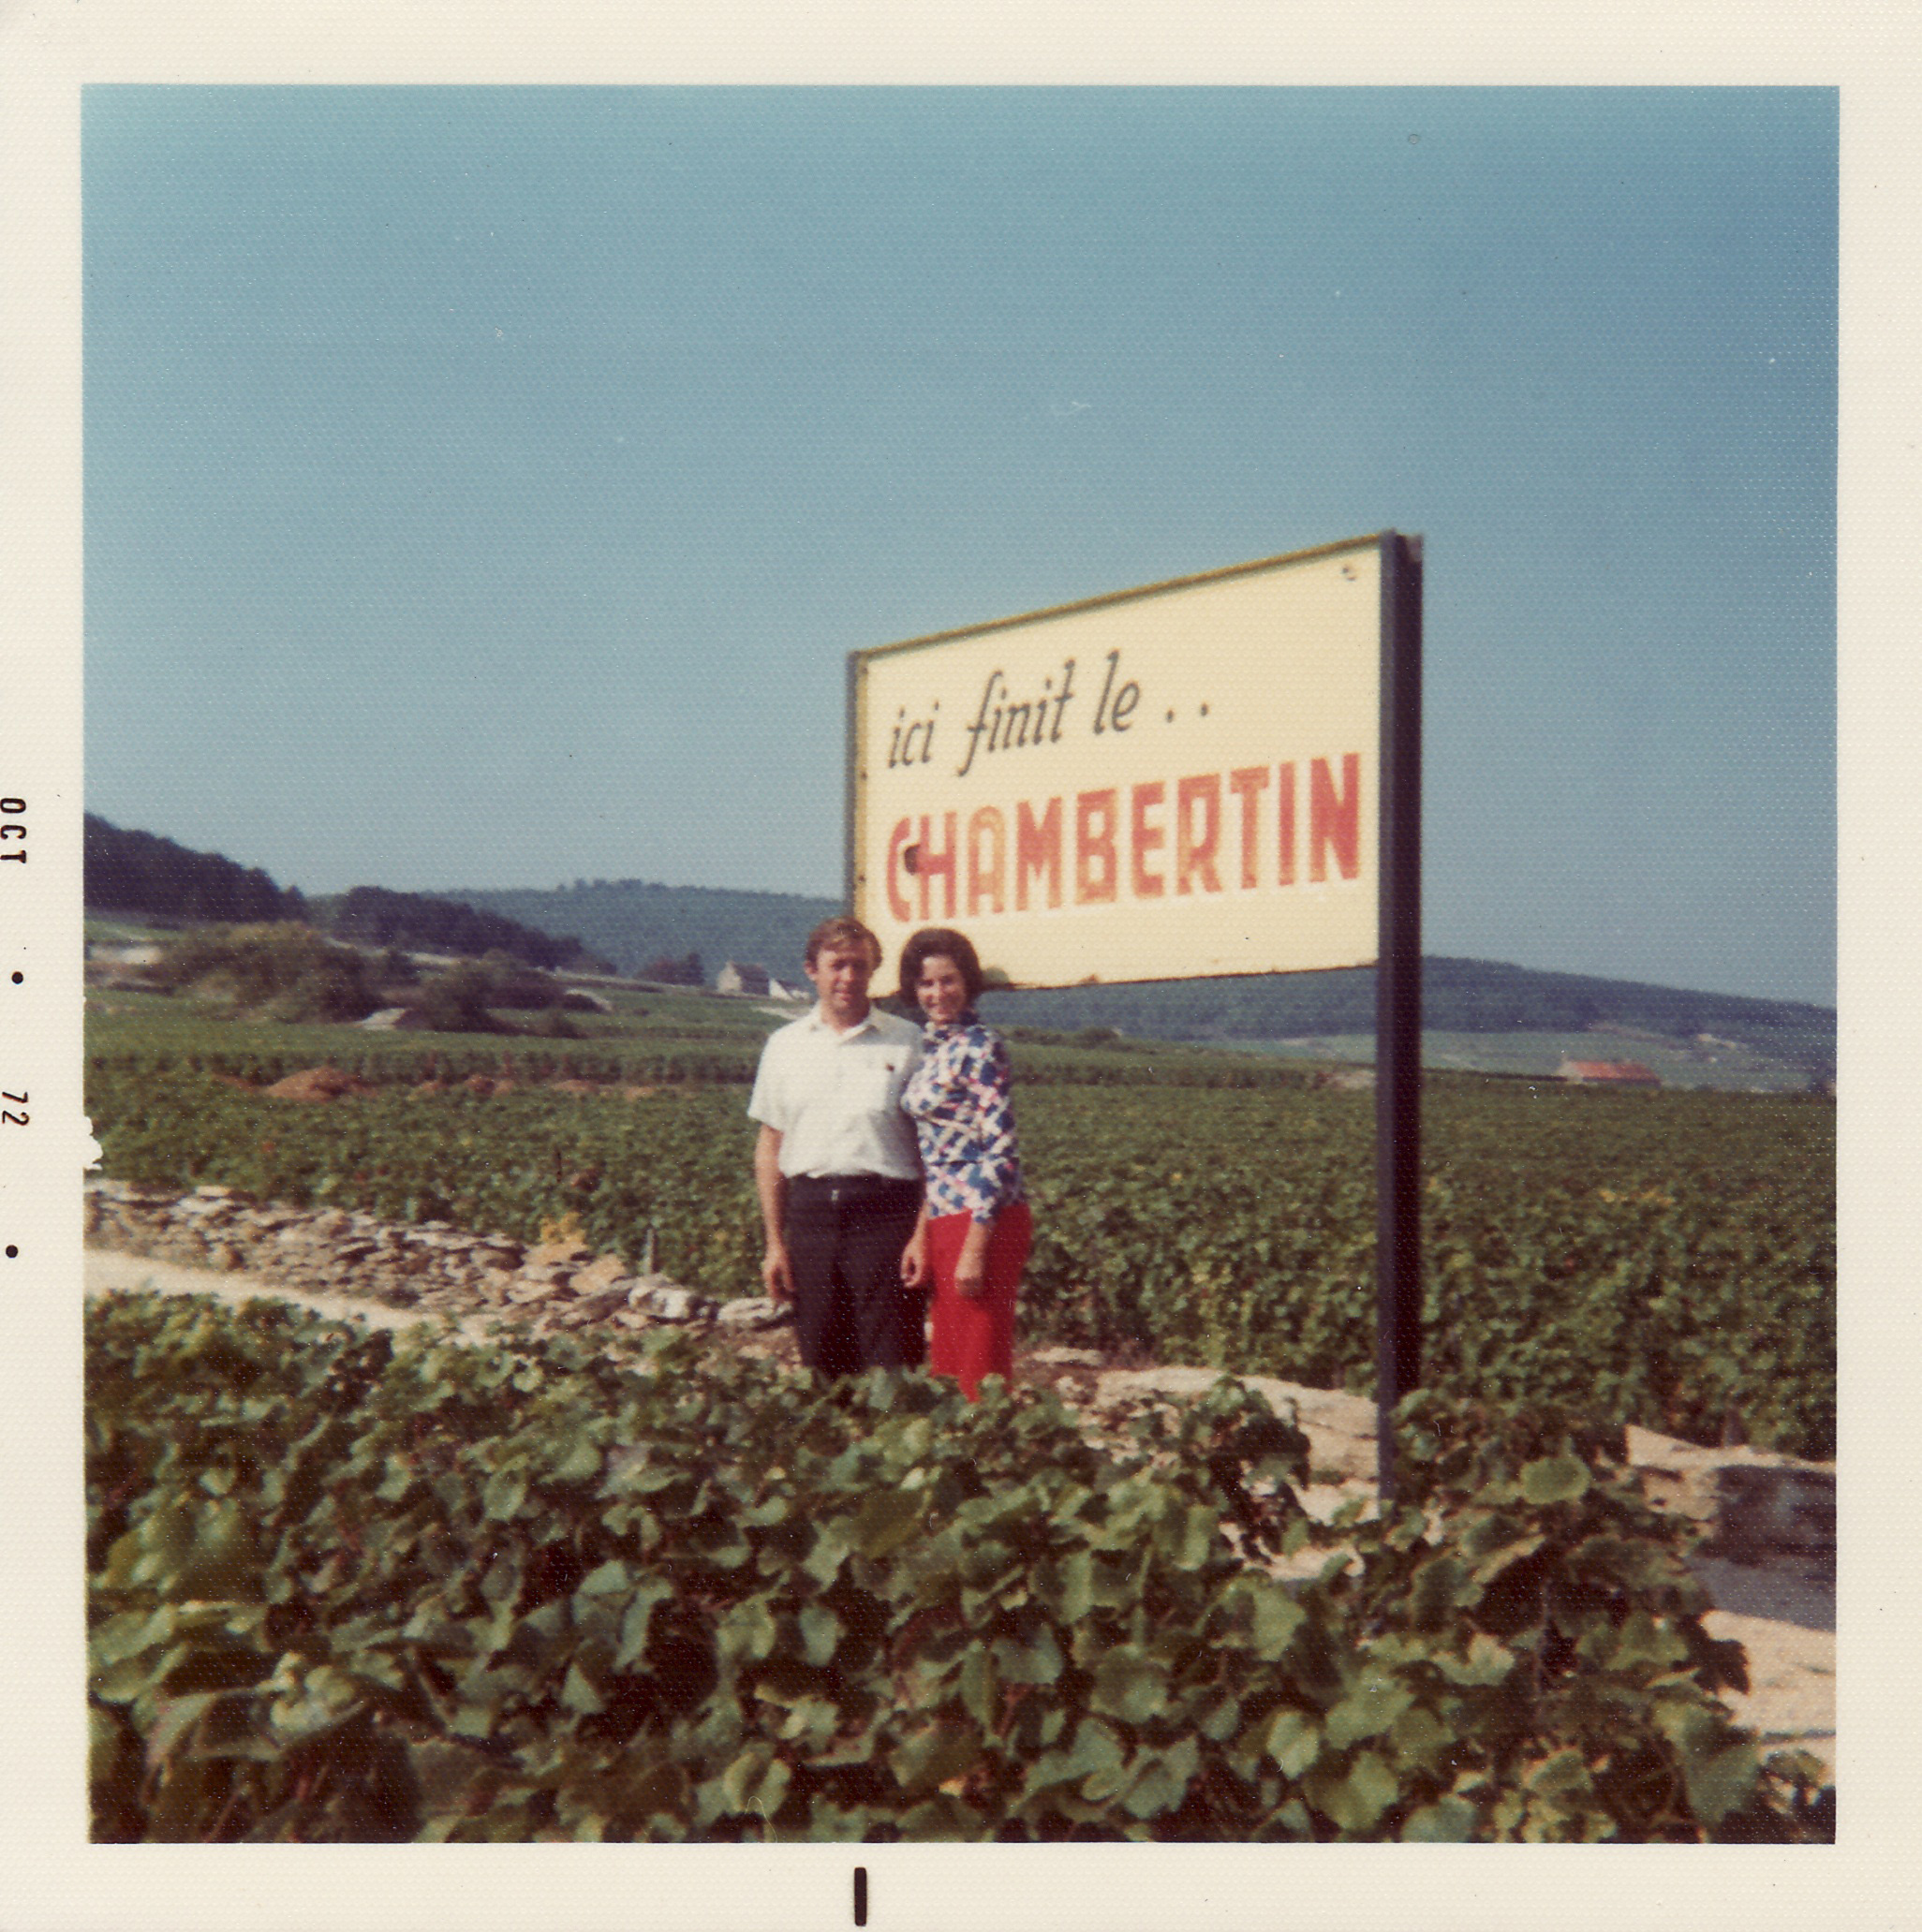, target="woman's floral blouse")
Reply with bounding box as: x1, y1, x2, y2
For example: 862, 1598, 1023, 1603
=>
900, 1013, 1026, 1225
